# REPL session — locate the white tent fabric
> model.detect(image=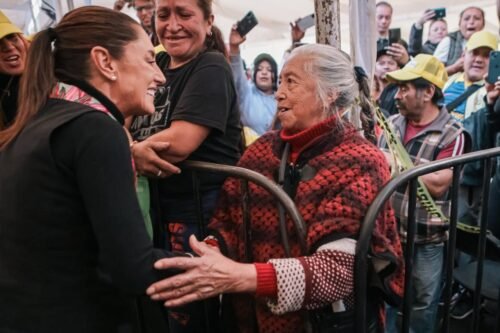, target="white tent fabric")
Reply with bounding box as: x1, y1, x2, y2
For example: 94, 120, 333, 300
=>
2, 0, 498, 68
